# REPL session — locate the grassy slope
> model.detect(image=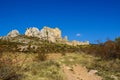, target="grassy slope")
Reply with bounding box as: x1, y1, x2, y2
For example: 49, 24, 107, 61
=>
58, 53, 120, 80
0, 52, 120, 80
